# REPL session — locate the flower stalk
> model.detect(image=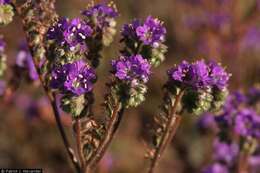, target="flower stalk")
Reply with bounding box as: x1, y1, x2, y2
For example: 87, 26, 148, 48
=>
148, 90, 184, 173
